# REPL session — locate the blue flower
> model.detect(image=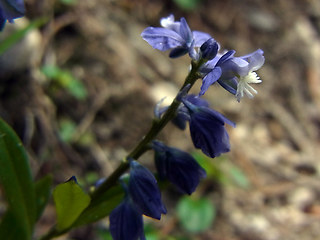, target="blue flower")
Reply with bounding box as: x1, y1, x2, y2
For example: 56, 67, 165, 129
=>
182, 97, 235, 158
0, 0, 25, 31
128, 160, 166, 220
199, 49, 265, 101
109, 196, 145, 240
141, 14, 211, 59
173, 94, 210, 130
199, 50, 236, 95
152, 140, 206, 195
